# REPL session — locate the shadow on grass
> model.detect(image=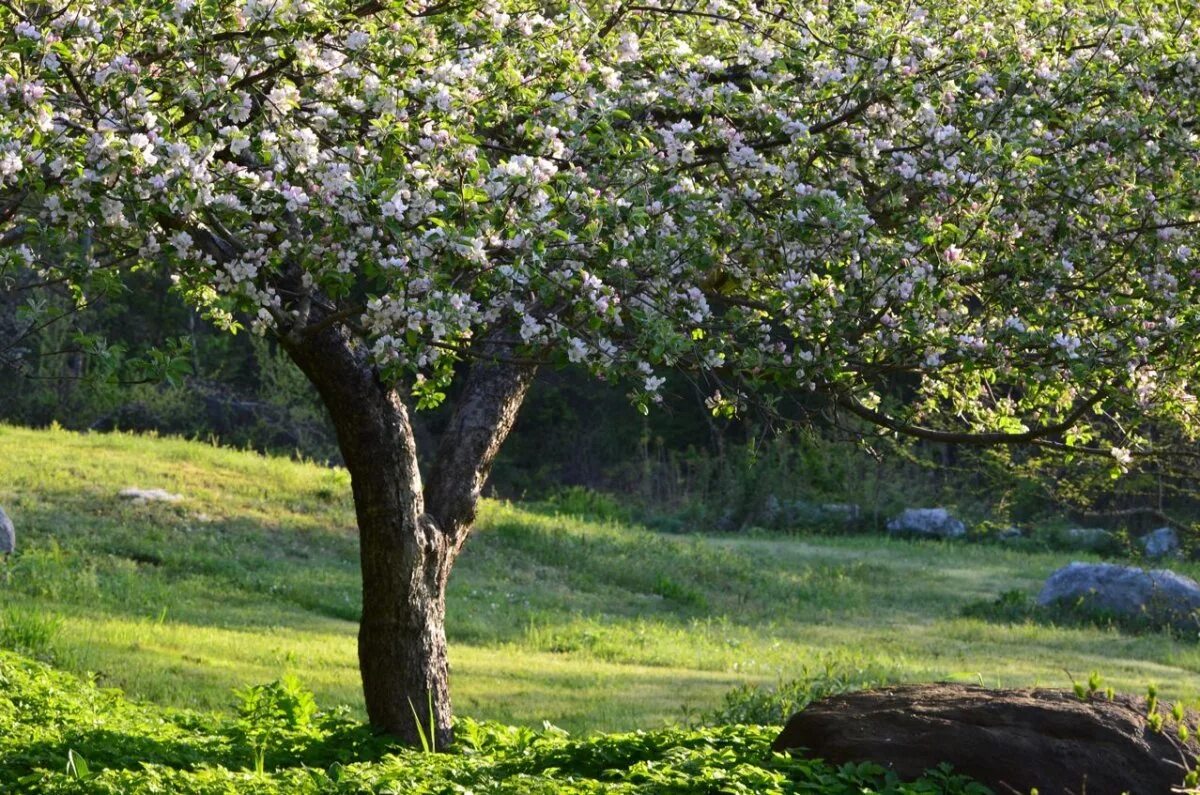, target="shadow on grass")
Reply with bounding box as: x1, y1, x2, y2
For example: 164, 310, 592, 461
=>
2, 500, 363, 627
961, 589, 1200, 642
470, 508, 909, 619
5, 487, 1044, 646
